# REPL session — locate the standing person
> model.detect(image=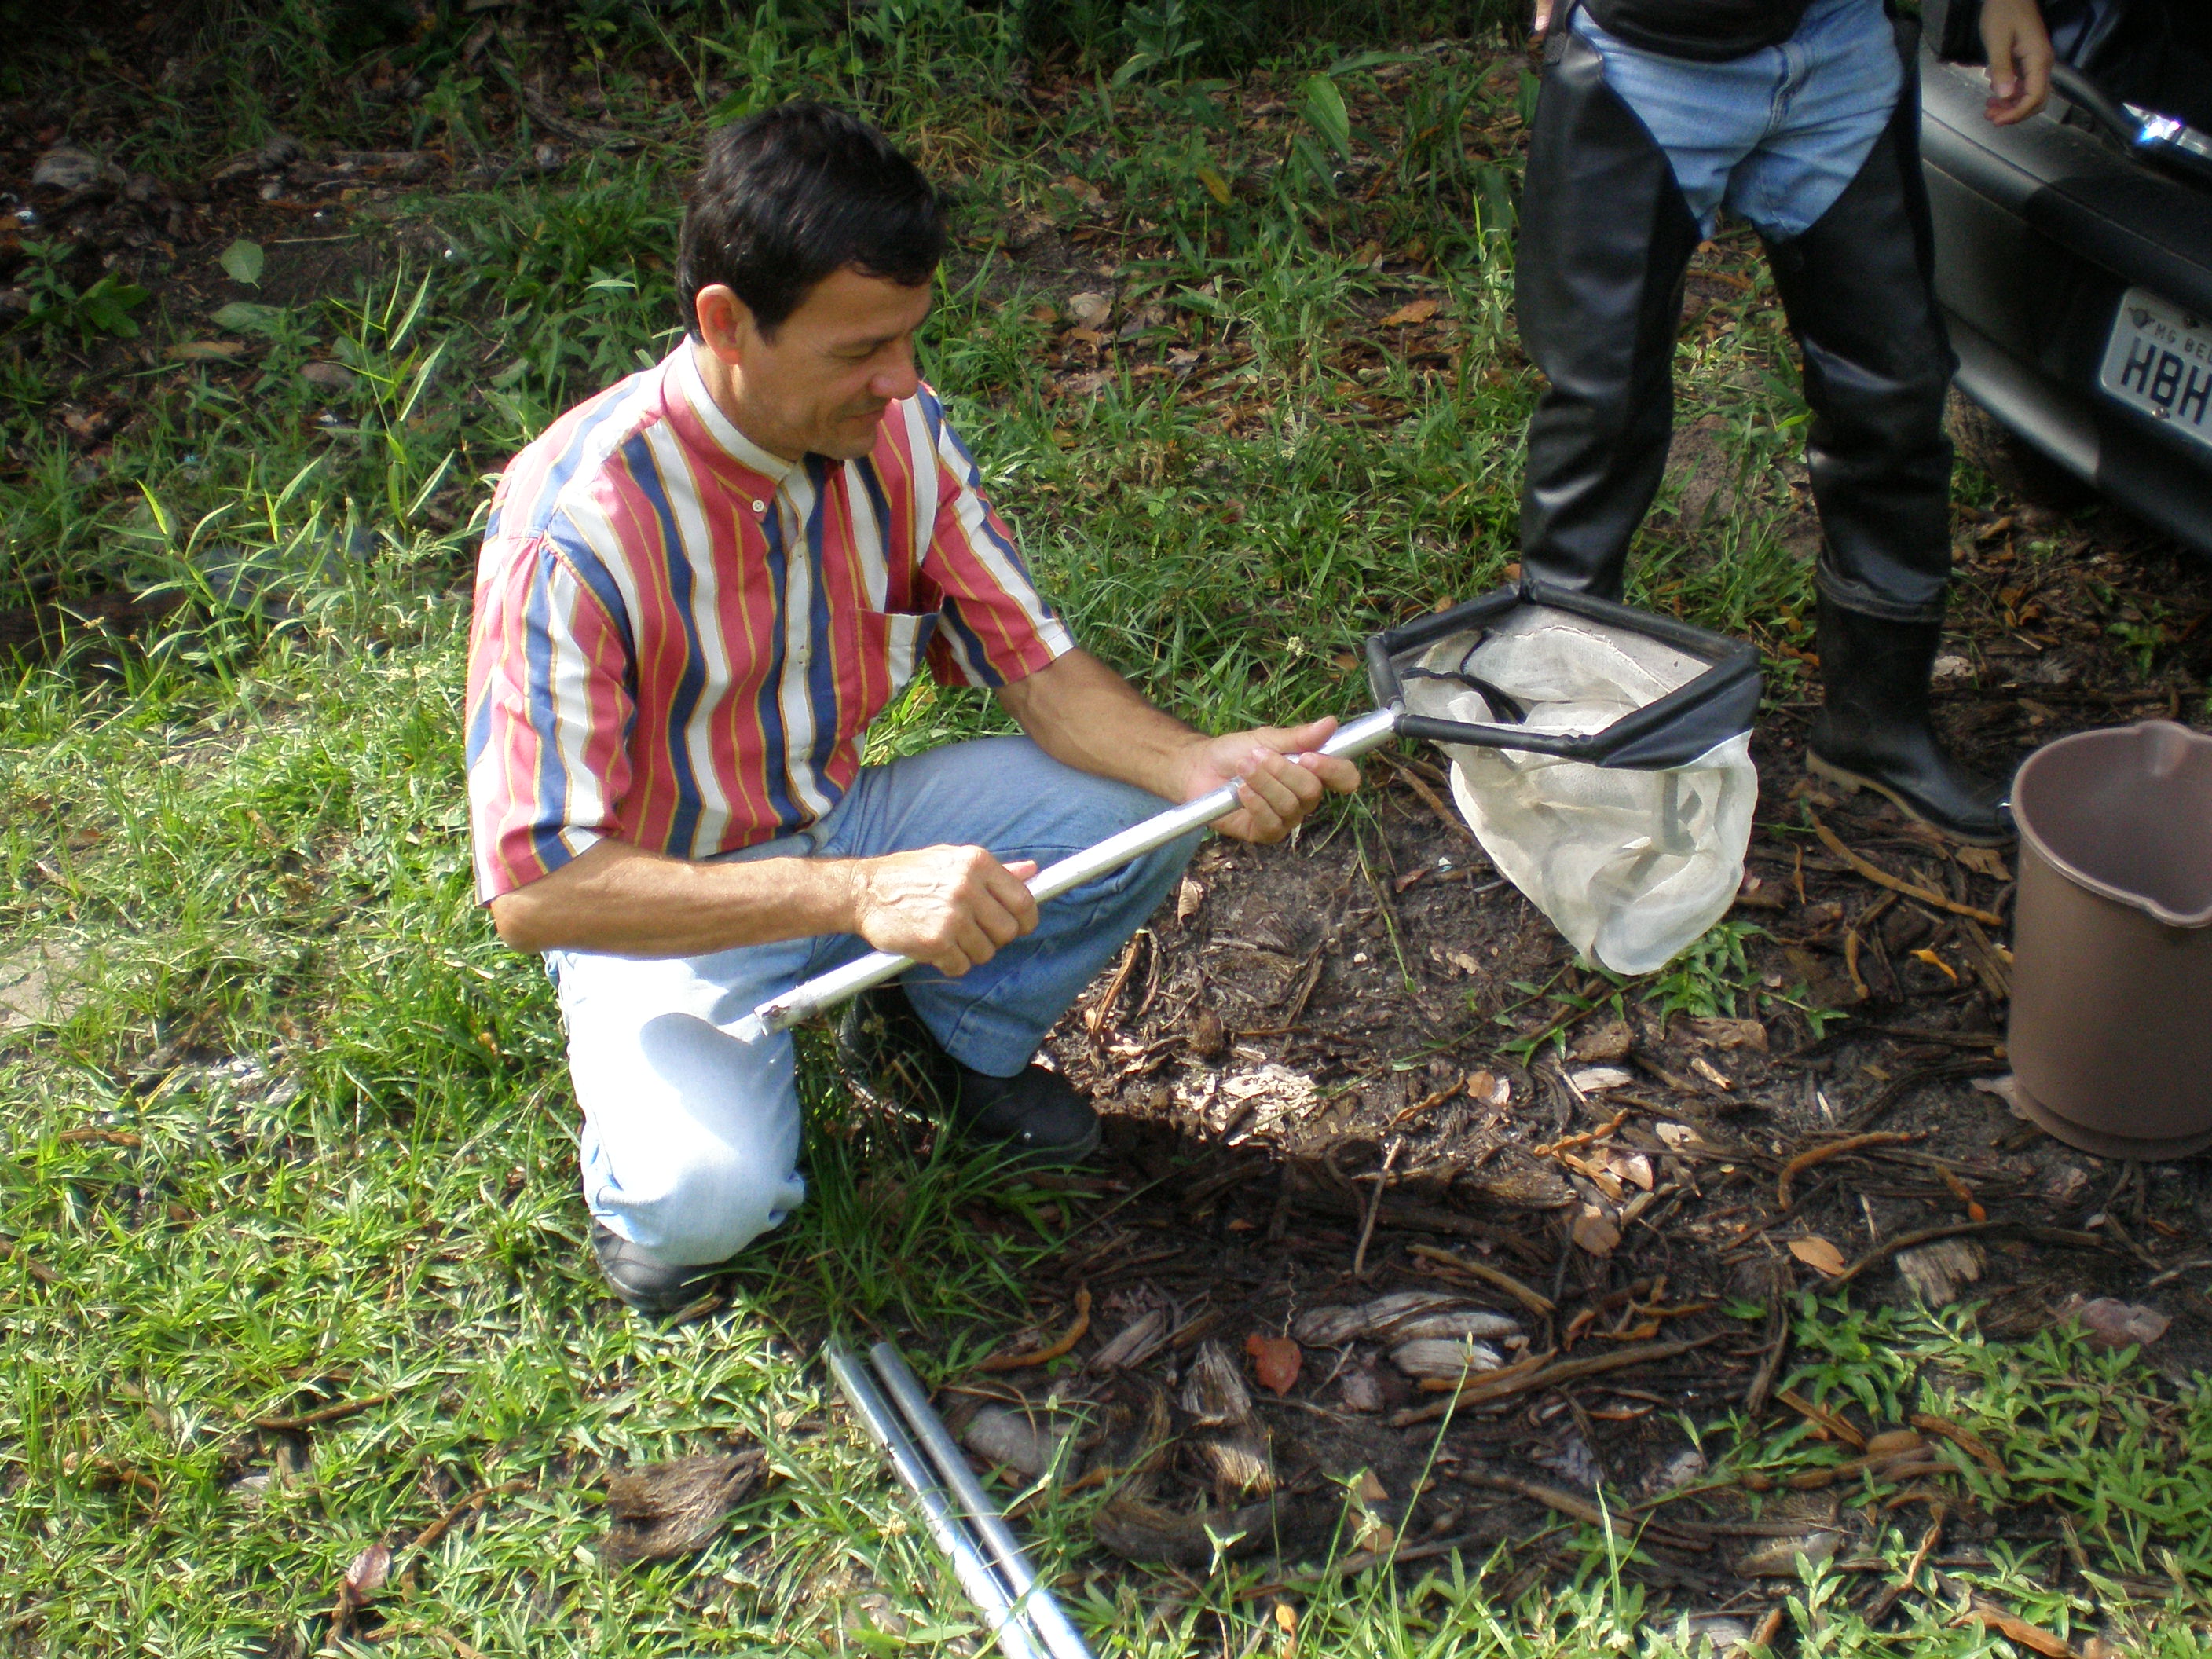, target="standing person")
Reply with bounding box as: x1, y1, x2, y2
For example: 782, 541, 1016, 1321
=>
467, 103, 1361, 1315
1514, 0, 2054, 844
